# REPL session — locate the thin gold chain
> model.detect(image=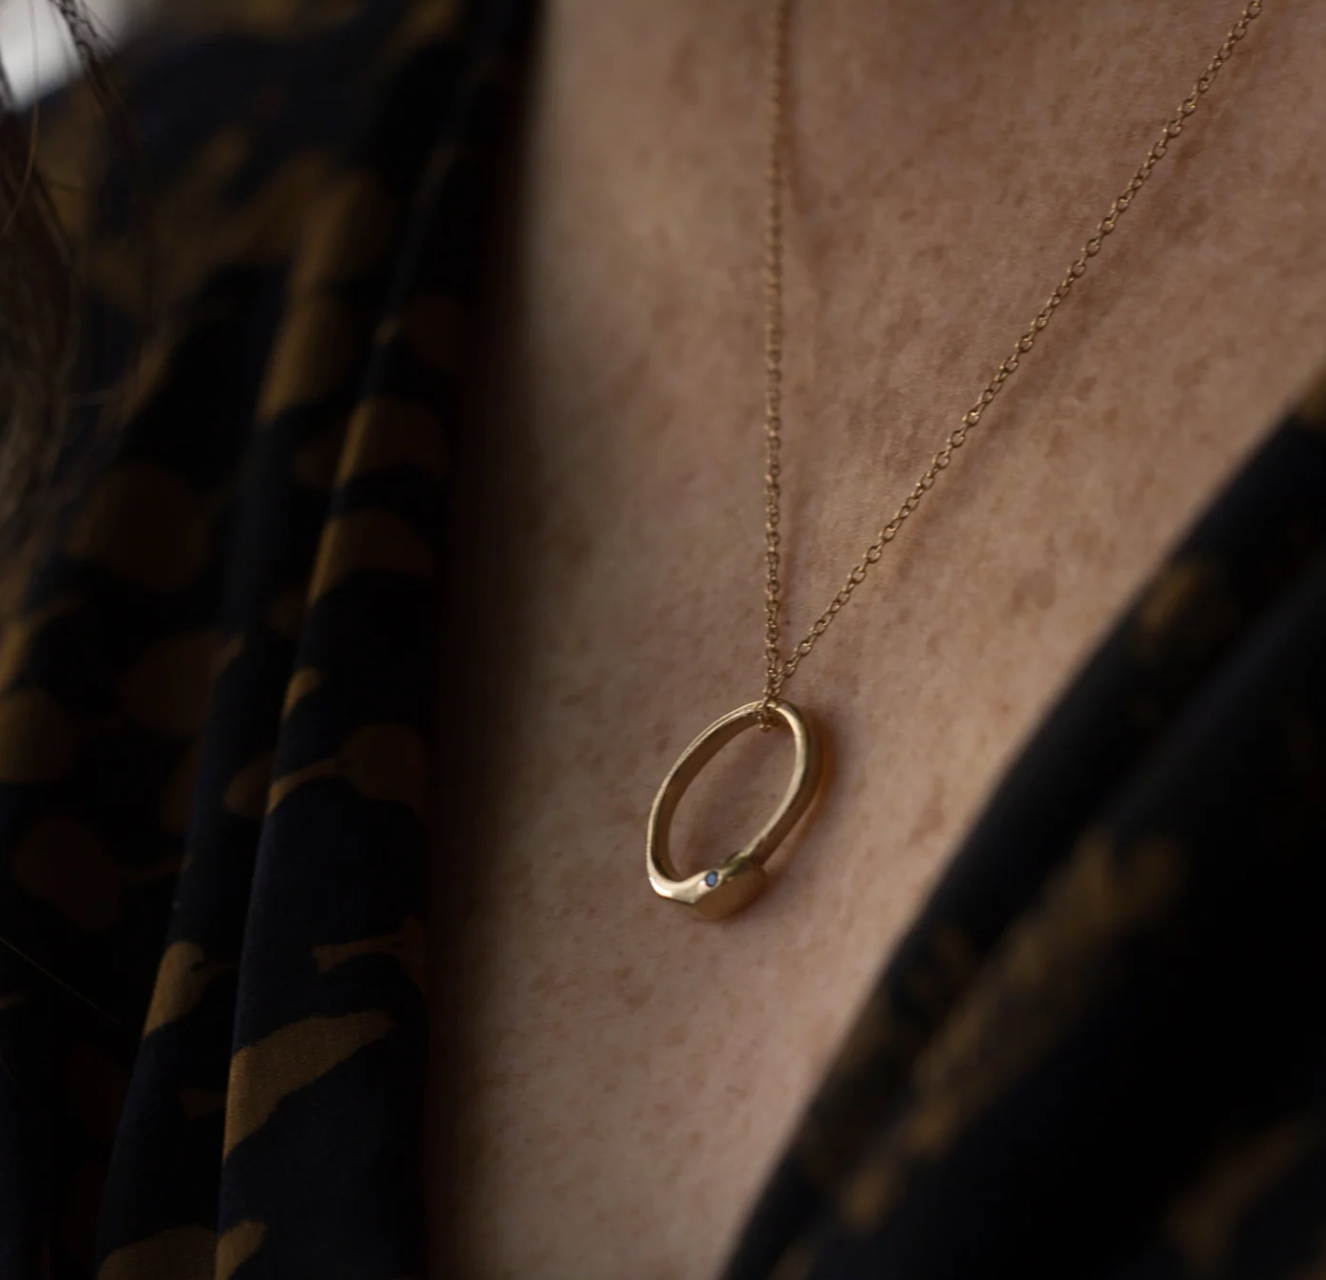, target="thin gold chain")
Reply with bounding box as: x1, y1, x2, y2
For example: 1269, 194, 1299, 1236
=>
757, 0, 1264, 725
